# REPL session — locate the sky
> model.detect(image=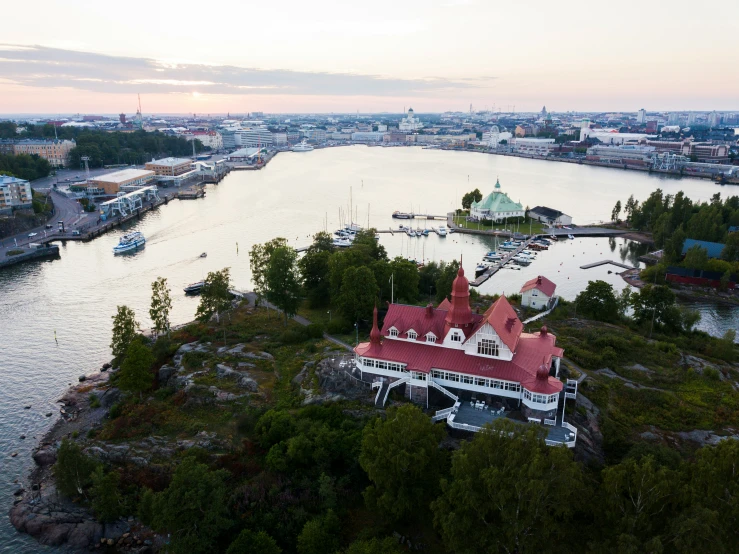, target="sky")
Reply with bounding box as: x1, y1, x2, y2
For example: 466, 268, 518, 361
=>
2, 0, 738, 115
